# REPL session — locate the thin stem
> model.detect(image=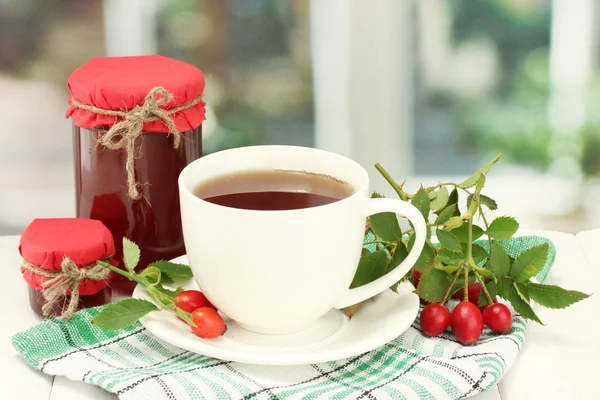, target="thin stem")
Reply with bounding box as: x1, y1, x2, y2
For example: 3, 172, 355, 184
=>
405, 223, 445, 238
363, 240, 393, 246
478, 205, 493, 249
97, 260, 144, 285
440, 266, 464, 305
478, 205, 490, 229
463, 267, 469, 302
432, 182, 473, 195
473, 269, 494, 305
466, 219, 473, 260
98, 261, 197, 327
375, 163, 407, 201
